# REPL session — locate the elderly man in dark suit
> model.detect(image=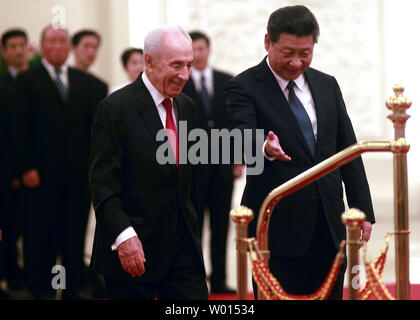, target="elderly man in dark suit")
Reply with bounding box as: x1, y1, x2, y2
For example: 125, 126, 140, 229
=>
89, 25, 208, 300
225, 5, 375, 299
12, 25, 107, 299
